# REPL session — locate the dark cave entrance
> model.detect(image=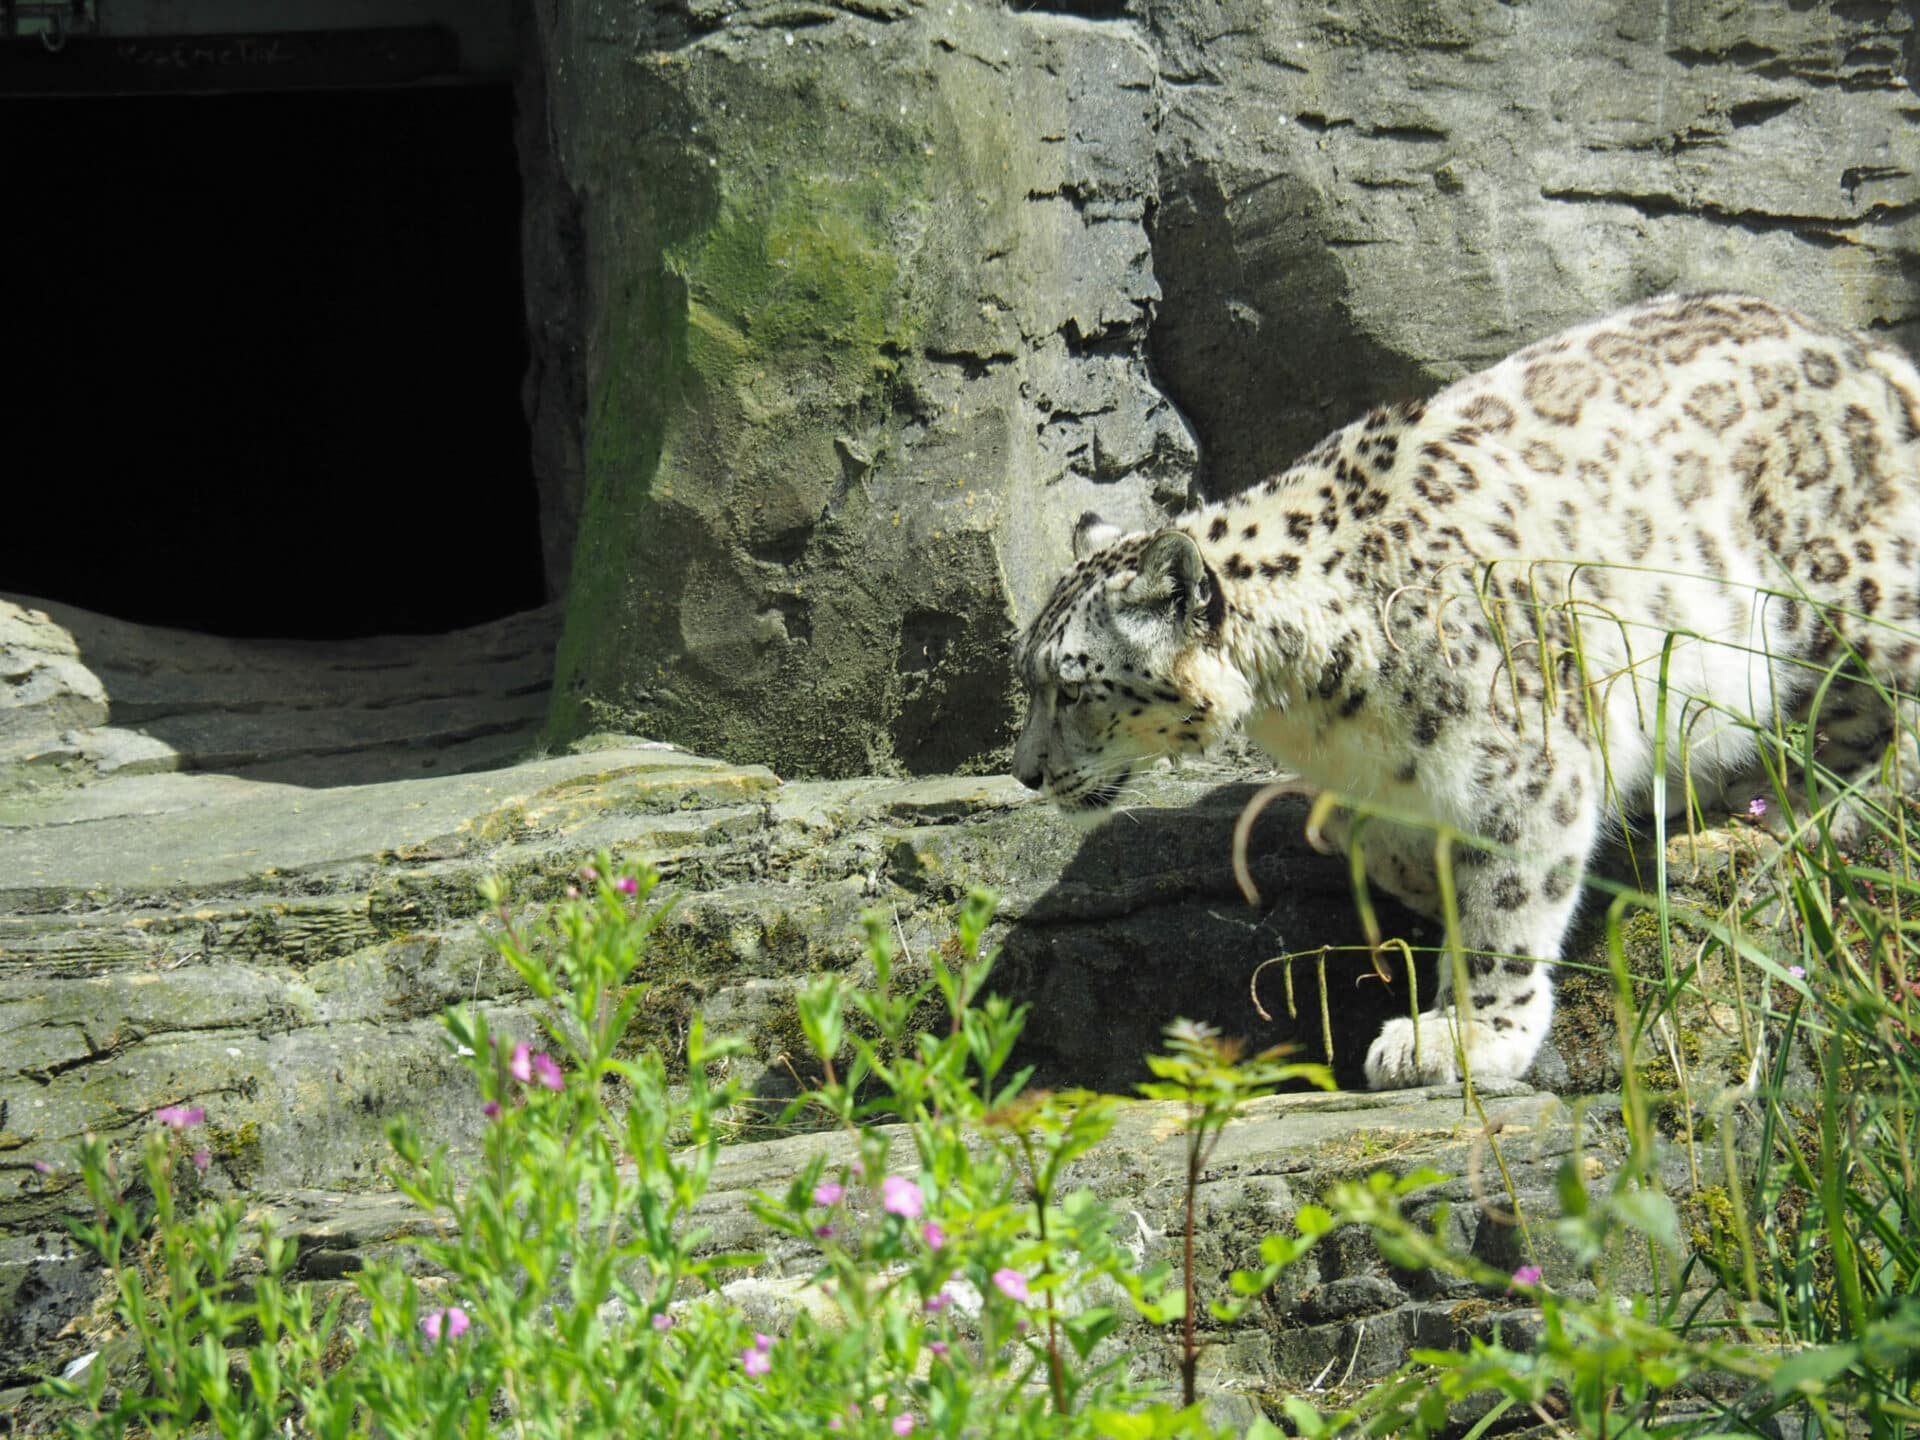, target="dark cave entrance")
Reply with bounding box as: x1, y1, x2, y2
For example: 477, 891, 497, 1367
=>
3, 82, 543, 639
